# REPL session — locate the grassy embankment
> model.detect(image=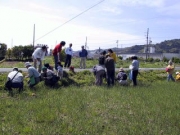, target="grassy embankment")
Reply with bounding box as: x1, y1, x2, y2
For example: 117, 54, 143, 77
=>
0, 70, 180, 134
